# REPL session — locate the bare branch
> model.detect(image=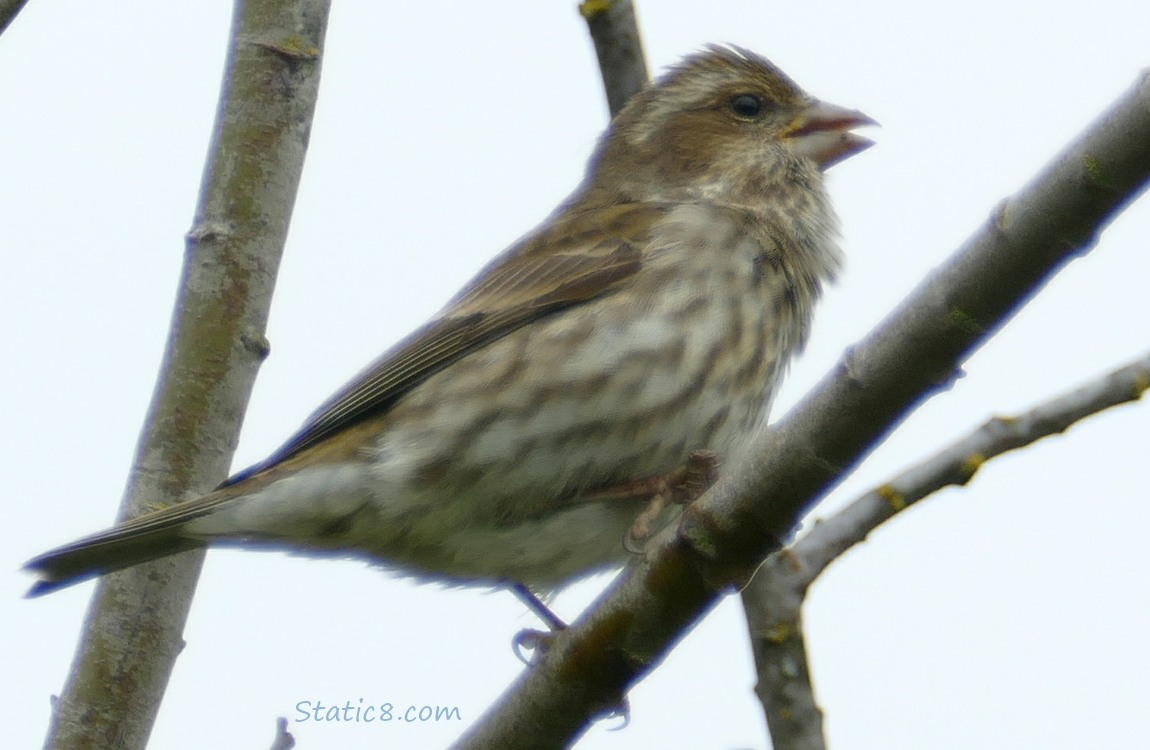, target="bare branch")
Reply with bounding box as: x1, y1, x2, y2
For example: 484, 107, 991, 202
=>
0, 0, 29, 37
790, 349, 1148, 583
742, 349, 1150, 749
579, 0, 649, 116
267, 717, 296, 750
742, 559, 826, 750
450, 71, 1150, 750
42, 2, 331, 748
